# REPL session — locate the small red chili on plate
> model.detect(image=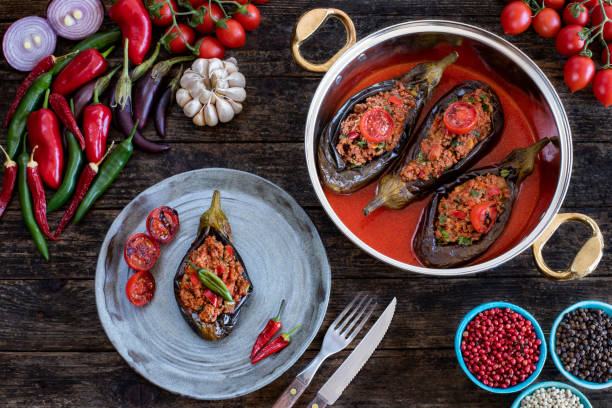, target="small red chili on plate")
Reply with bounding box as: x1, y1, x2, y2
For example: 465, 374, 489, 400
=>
251, 300, 285, 360
251, 323, 300, 364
